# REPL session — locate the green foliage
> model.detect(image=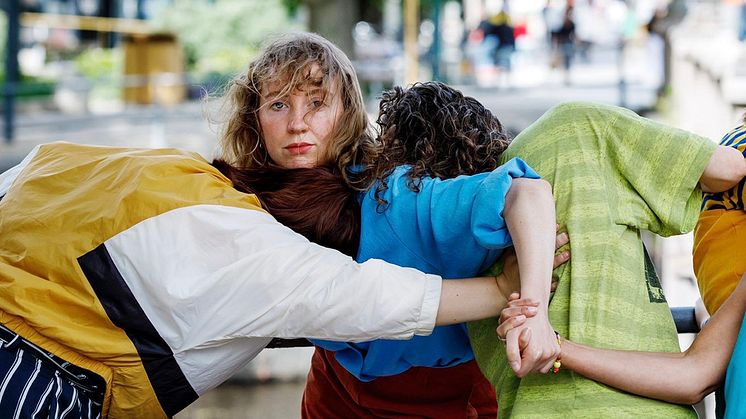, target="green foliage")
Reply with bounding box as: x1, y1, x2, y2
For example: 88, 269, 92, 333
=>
281, 0, 302, 15
73, 48, 123, 81
152, 0, 301, 79
73, 48, 123, 100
